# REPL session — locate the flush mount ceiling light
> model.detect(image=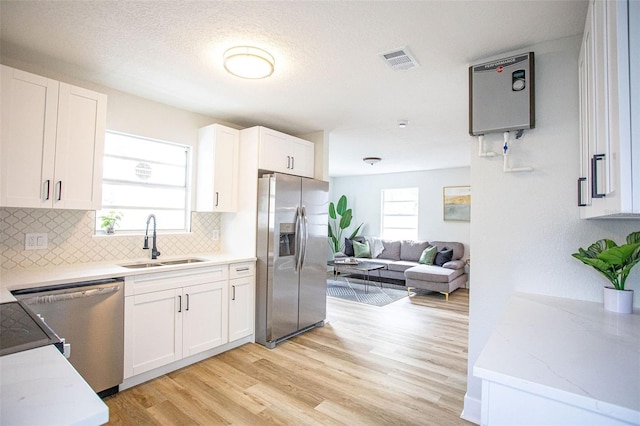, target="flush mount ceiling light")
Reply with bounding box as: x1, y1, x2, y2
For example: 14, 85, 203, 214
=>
223, 46, 275, 79
363, 157, 382, 165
